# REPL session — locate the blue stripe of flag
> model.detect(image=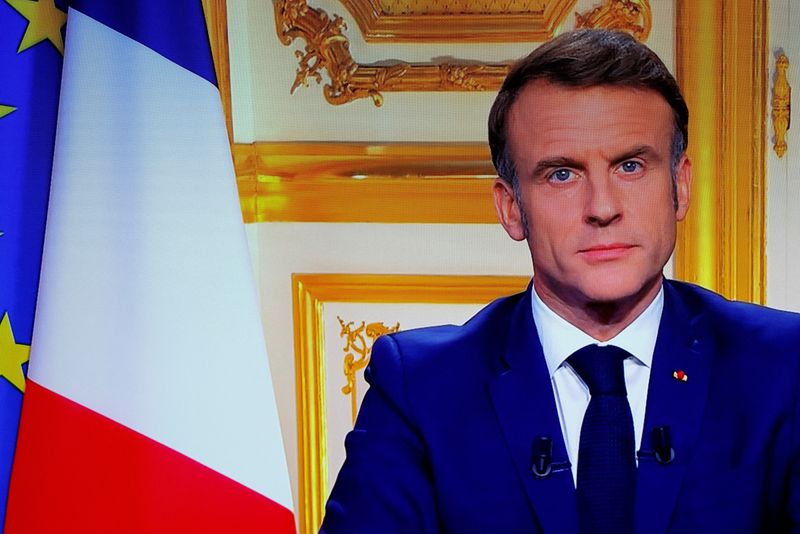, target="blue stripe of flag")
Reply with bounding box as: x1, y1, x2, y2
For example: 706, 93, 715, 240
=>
69, 0, 217, 86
